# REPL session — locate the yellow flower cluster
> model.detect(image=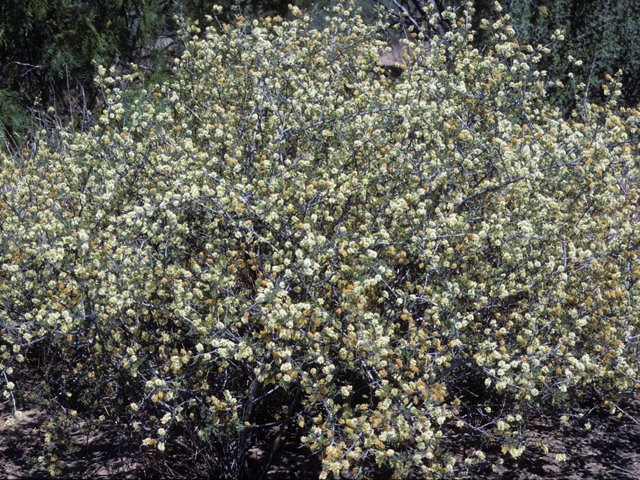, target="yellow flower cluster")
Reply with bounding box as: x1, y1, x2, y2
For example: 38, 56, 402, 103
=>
1, 2, 639, 478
